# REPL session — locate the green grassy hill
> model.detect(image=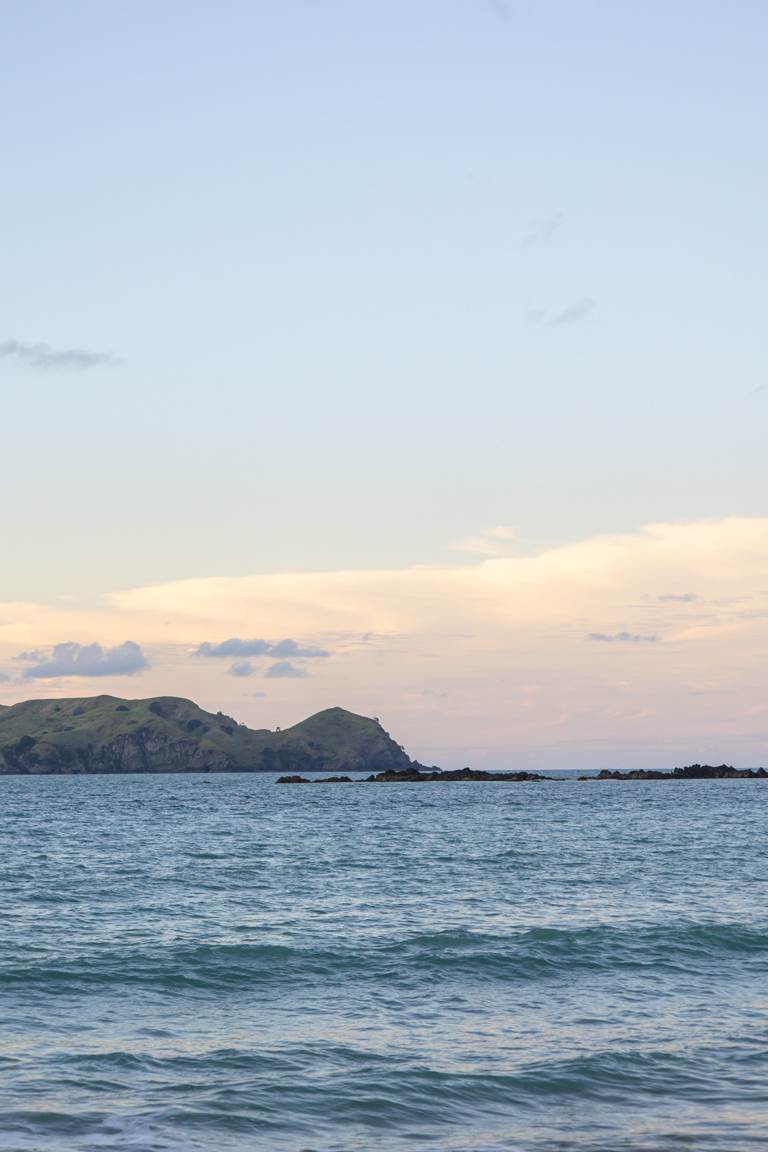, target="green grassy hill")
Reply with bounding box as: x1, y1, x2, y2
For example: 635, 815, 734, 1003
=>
0, 696, 417, 775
